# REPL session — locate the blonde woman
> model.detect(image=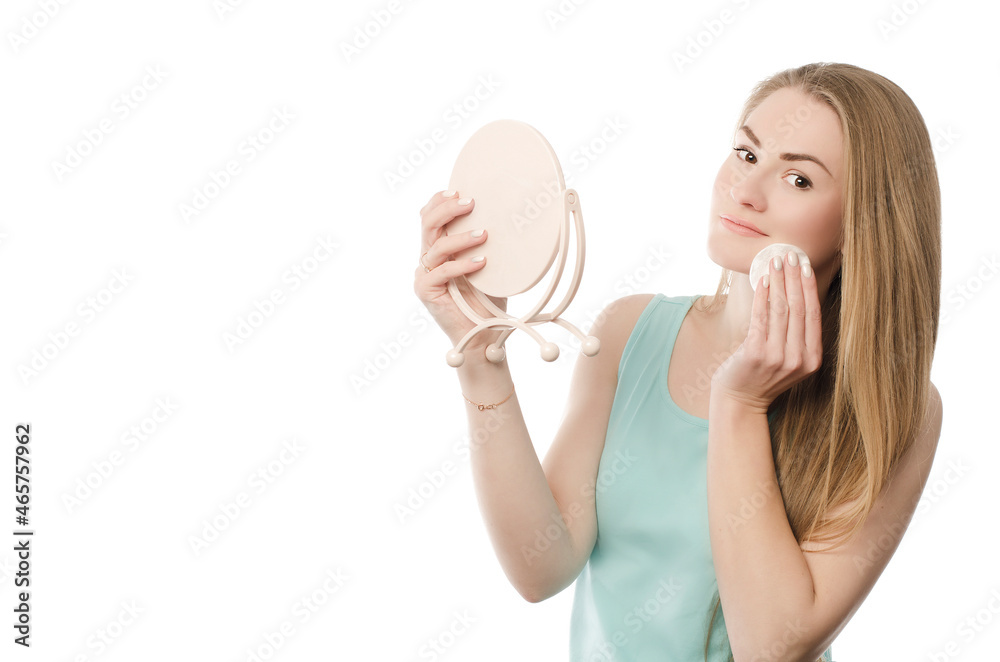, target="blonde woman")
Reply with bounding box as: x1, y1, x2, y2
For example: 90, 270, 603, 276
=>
413, 62, 942, 661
